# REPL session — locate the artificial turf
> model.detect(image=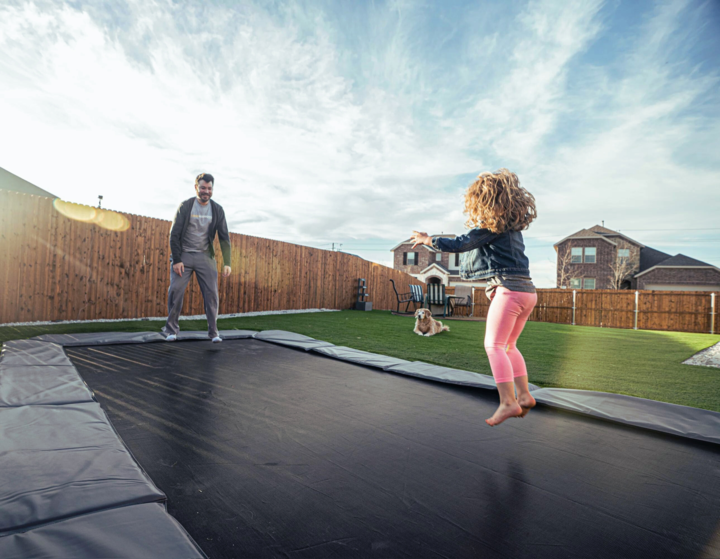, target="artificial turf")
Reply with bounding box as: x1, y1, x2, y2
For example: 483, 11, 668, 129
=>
1, 309, 719, 412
